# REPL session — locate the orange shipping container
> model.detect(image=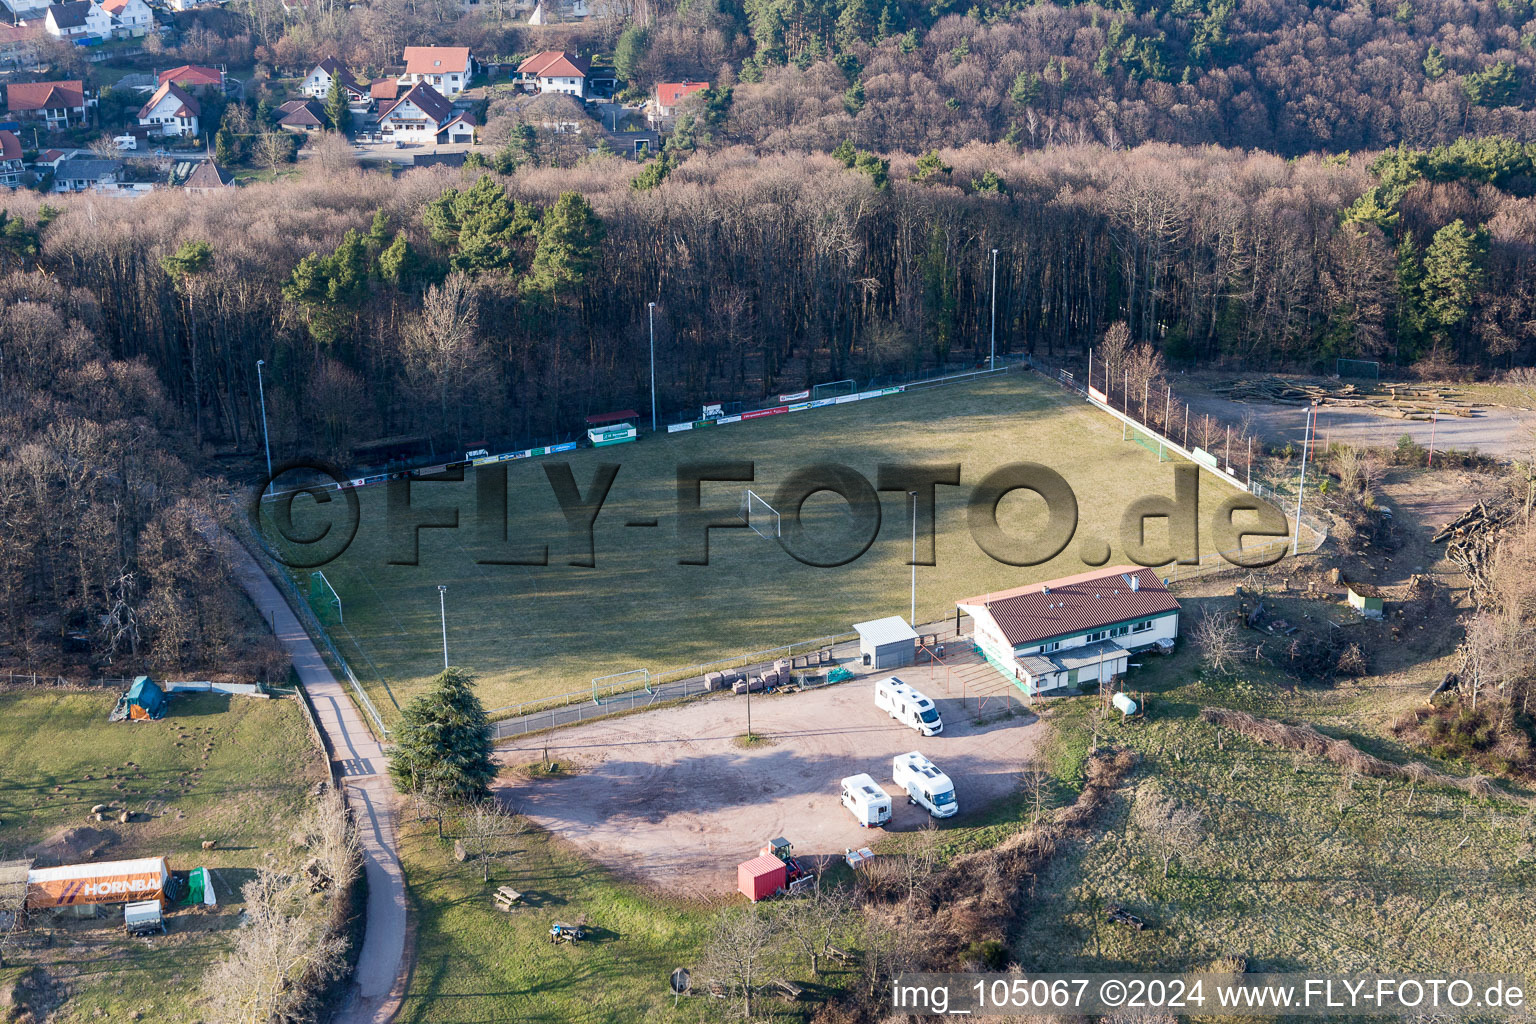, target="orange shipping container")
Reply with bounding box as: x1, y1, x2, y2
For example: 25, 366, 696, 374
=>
25, 857, 170, 908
